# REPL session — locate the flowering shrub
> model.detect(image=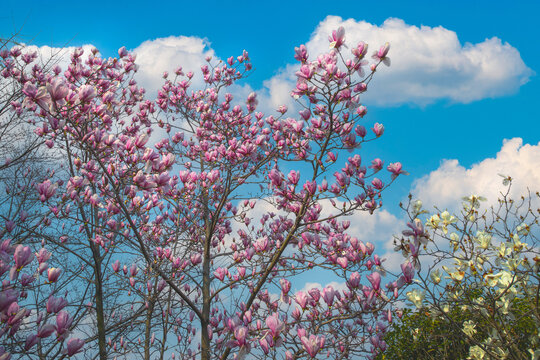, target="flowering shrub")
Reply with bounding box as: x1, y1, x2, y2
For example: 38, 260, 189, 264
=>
389, 177, 539, 360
